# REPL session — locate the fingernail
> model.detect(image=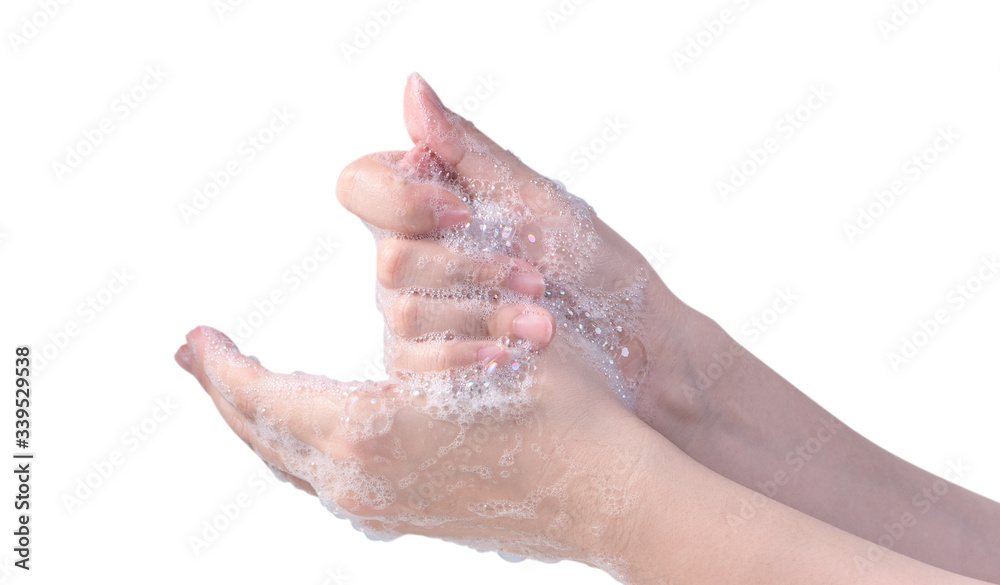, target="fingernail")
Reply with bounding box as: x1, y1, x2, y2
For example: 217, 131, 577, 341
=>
437, 206, 469, 229
509, 271, 545, 296
414, 72, 446, 112
513, 312, 553, 344
175, 345, 194, 374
